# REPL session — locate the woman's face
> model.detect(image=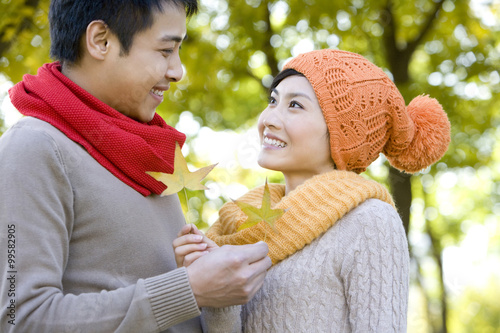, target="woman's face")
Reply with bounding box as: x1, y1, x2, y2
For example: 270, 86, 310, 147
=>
257, 75, 334, 179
